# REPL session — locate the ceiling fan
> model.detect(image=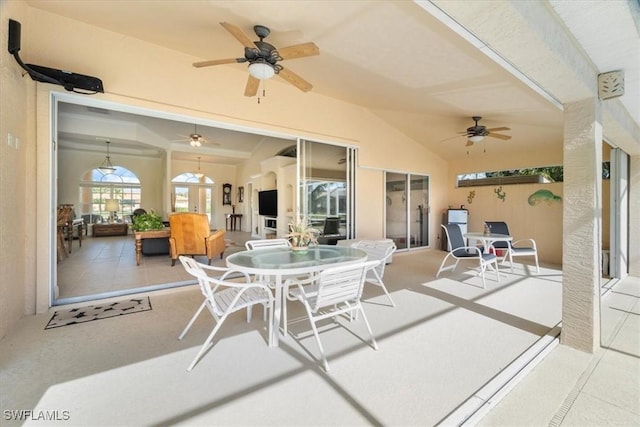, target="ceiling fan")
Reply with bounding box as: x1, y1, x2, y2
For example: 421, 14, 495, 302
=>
173, 124, 219, 148
458, 116, 511, 146
193, 22, 320, 97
